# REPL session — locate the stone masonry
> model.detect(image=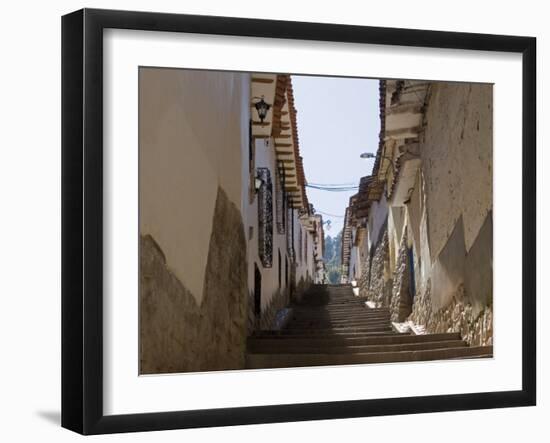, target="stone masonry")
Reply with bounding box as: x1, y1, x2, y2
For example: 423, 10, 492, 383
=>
409, 280, 493, 346
362, 230, 392, 306
358, 252, 371, 300
139, 187, 248, 374
390, 232, 413, 322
